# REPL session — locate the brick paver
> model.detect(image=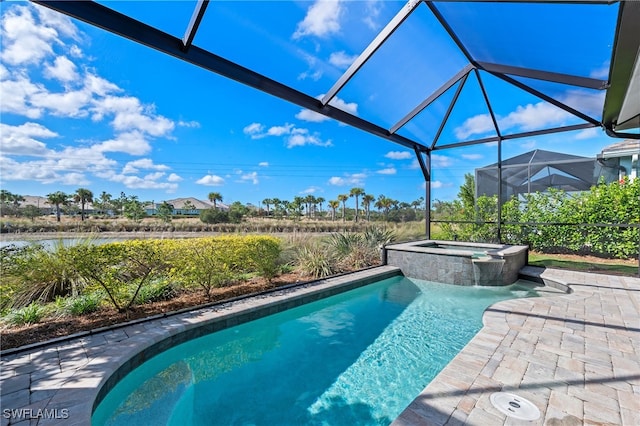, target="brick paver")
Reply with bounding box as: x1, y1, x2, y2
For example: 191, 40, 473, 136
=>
393, 267, 640, 425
